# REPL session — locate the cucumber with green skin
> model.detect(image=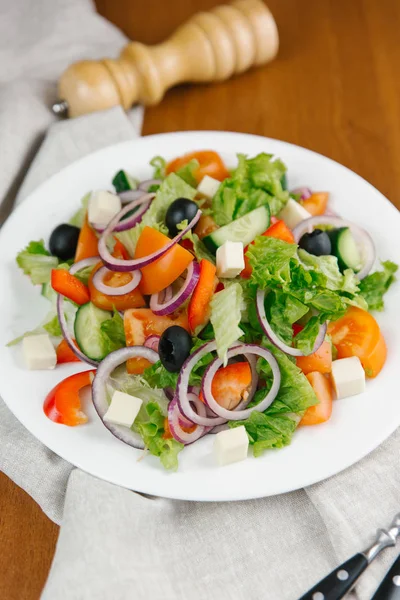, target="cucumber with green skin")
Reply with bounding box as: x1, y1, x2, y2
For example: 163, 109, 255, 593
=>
112, 170, 137, 194
328, 227, 361, 272
203, 206, 270, 254
74, 302, 112, 361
